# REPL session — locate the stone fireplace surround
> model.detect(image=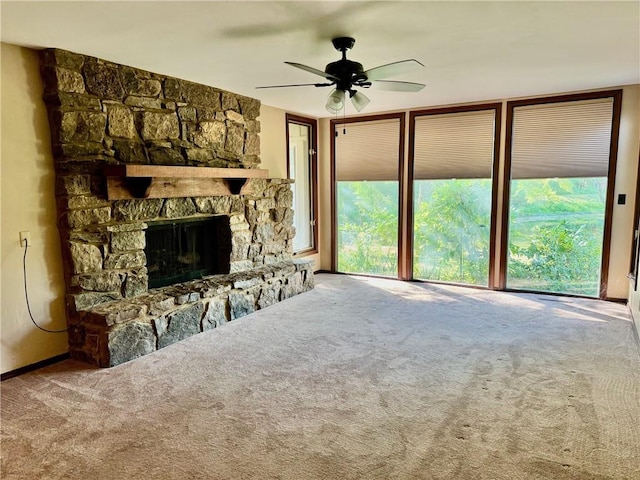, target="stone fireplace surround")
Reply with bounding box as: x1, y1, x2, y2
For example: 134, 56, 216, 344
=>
40, 49, 314, 367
